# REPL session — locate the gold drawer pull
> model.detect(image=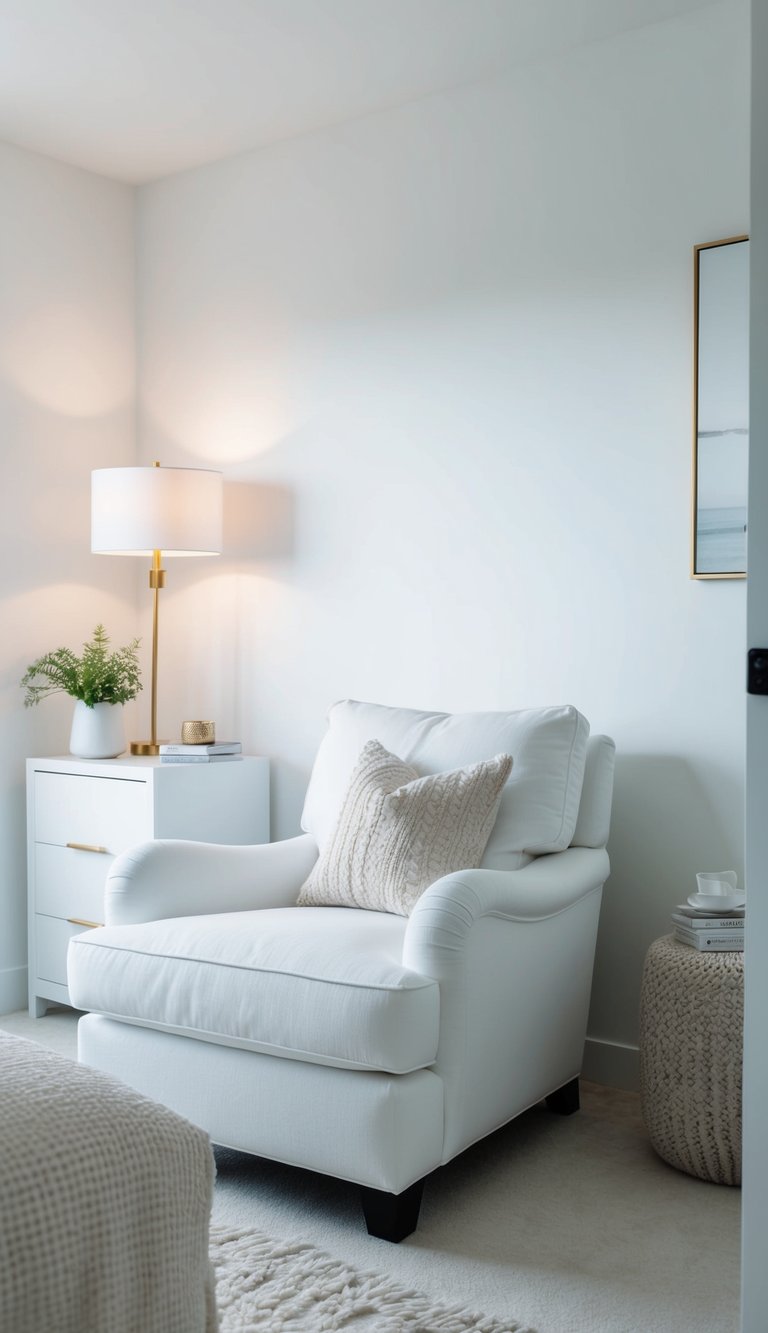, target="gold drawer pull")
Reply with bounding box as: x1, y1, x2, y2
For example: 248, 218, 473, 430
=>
67, 917, 103, 929
66, 841, 108, 854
